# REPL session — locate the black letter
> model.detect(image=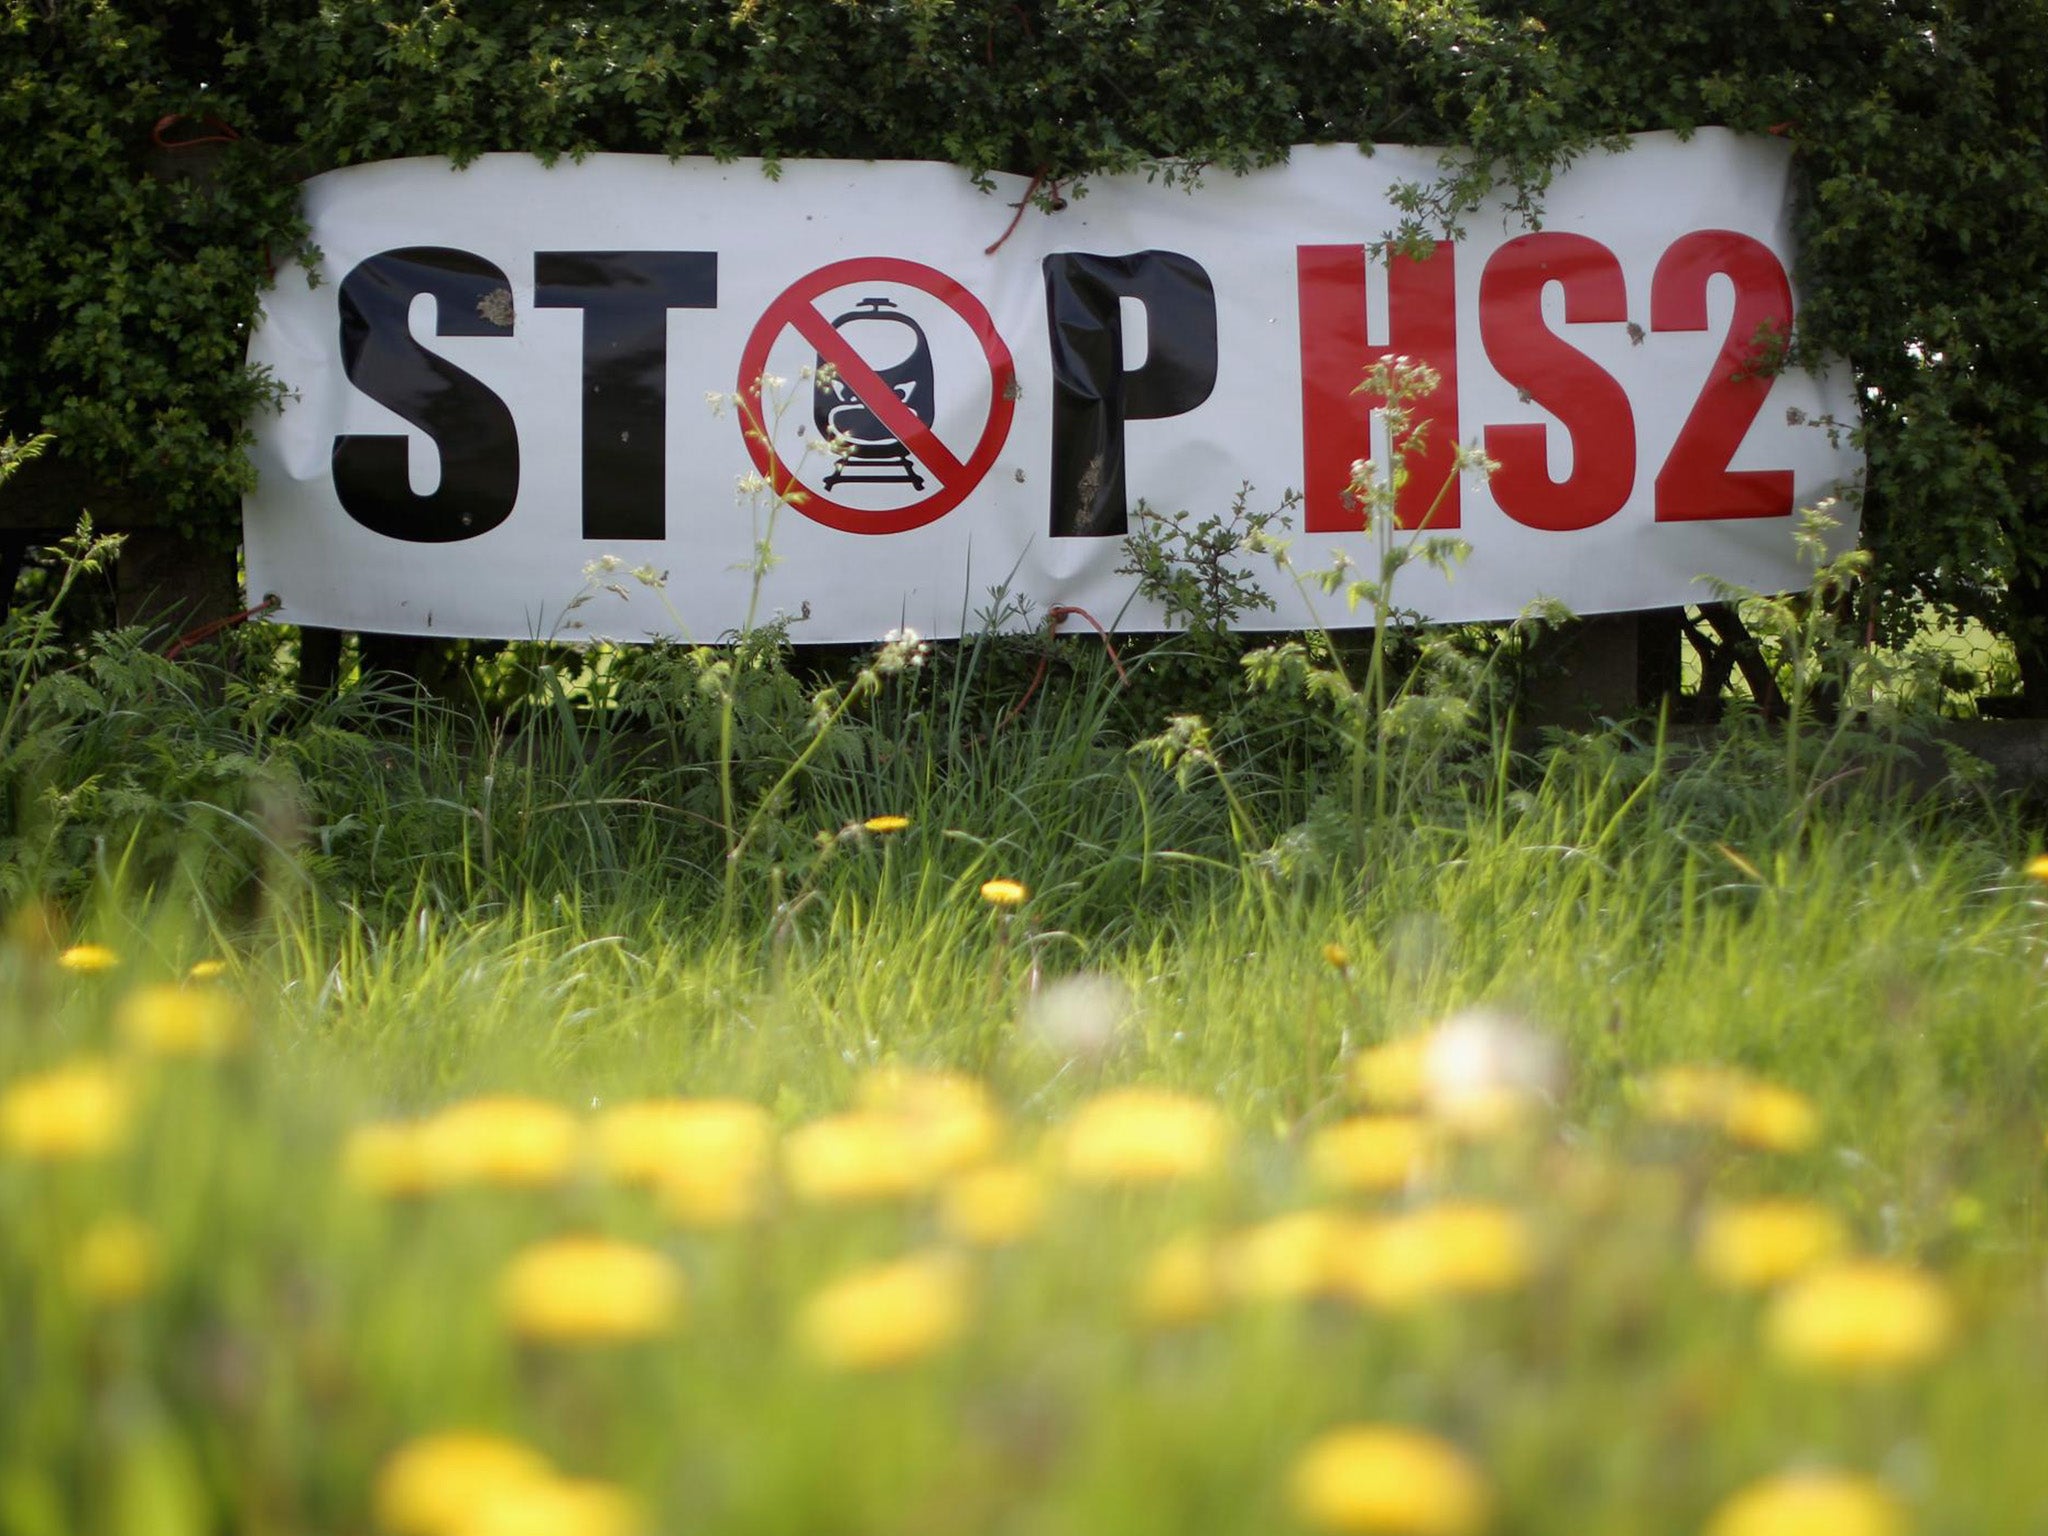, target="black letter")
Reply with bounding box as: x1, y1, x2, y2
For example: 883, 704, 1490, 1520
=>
333, 247, 521, 544
535, 252, 719, 541
1043, 251, 1218, 537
